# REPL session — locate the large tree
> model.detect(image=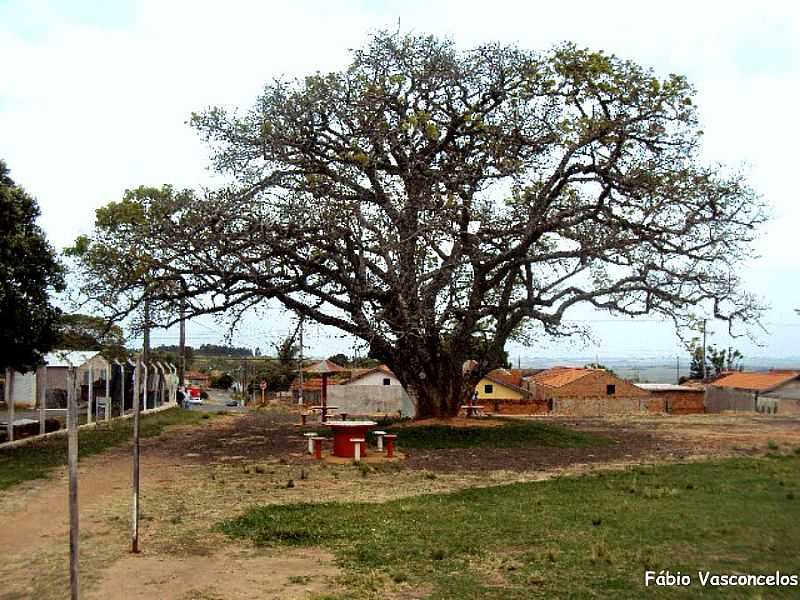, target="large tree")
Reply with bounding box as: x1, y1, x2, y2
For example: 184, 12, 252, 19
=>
0, 160, 64, 373
71, 33, 765, 417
